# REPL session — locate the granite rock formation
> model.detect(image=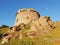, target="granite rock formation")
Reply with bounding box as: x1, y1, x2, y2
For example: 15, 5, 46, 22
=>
15, 8, 40, 26
1, 8, 55, 45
